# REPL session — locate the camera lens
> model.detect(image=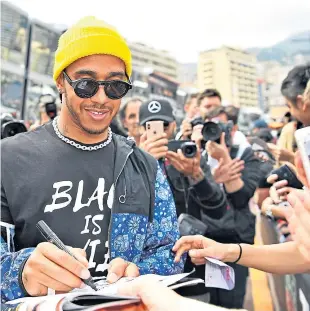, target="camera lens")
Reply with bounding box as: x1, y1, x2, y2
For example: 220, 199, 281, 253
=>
1, 121, 27, 139
202, 122, 222, 143
181, 142, 197, 158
